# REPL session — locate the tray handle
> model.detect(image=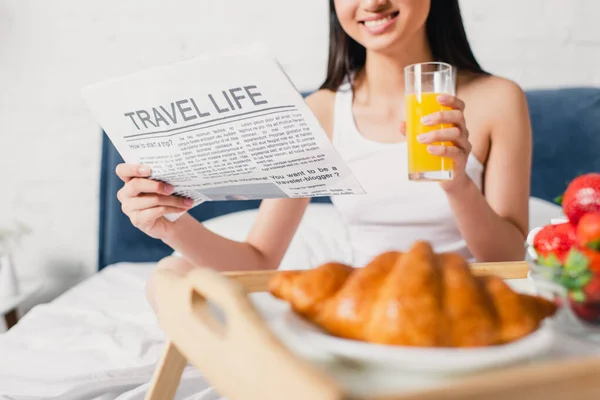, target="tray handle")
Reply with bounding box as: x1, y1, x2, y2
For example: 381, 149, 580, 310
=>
148, 256, 343, 400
